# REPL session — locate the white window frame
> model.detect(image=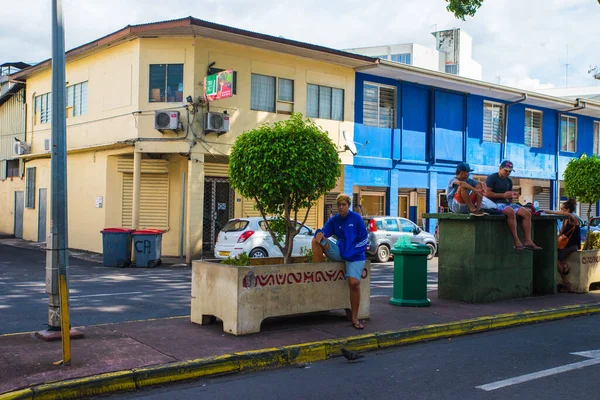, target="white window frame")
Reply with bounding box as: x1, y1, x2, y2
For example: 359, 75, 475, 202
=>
594, 121, 600, 155
363, 82, 396, 129
34, 92, 52, 124
483, 101, 505, 143
250, 74, 294, 114
560, 115, 577, 153
524, 108, 542, 148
